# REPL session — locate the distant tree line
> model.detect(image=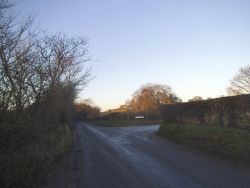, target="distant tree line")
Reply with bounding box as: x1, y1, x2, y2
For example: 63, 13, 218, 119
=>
75, 99, 100, 120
